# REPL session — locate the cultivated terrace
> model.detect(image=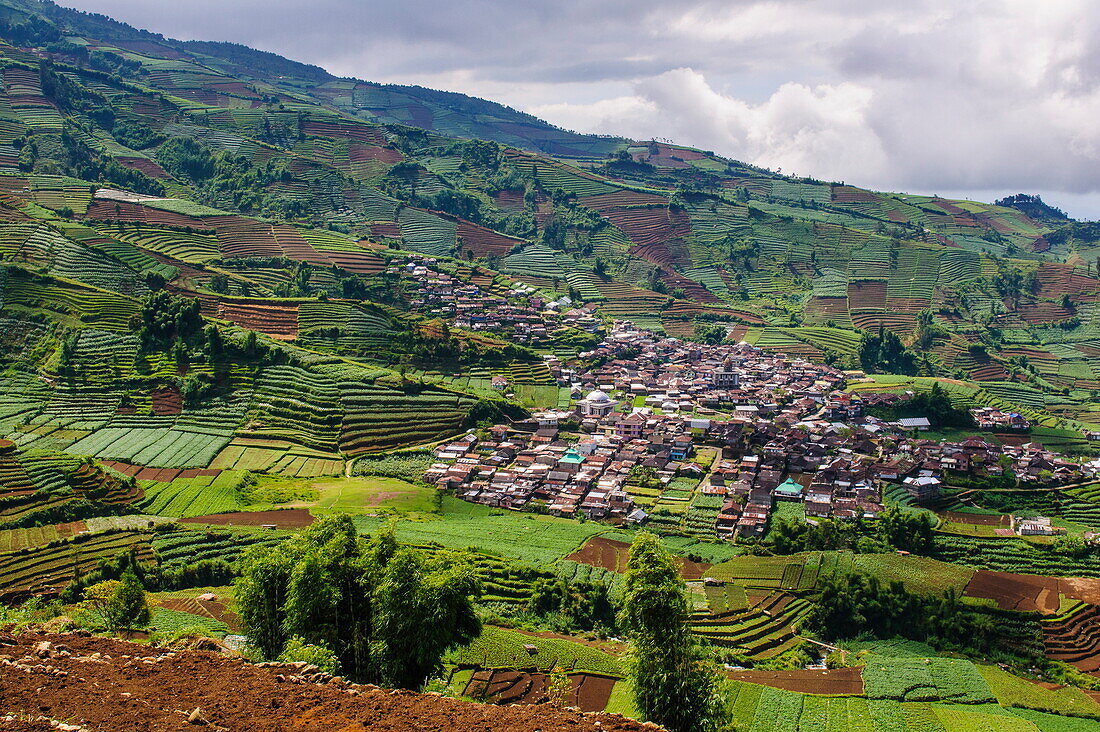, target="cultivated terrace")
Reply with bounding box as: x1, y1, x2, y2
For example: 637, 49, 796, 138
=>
2, 1, 1100, 730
